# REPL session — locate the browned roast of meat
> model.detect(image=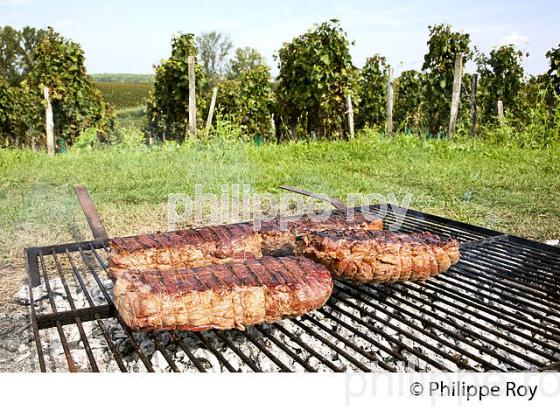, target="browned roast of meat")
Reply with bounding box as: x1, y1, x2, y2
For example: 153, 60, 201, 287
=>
108, 223, 262, 280
113, 256, 333, 331
297, 230, 460, 283
108, 212, 384, 278
259, 212, 384, 255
